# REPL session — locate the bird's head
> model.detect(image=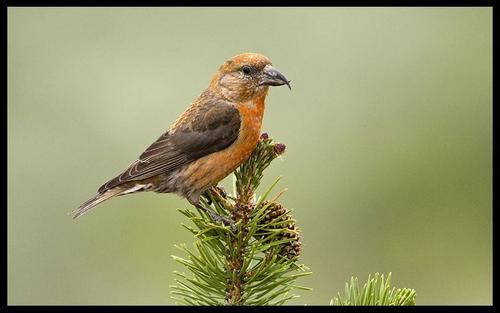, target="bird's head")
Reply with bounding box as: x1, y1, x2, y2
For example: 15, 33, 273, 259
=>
210, 53, 291, 102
